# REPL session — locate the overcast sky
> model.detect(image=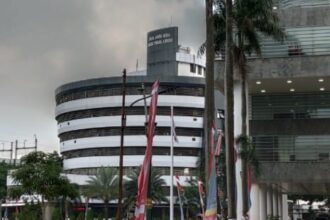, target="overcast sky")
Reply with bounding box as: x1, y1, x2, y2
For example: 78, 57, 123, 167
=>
0, 0, 206, 157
